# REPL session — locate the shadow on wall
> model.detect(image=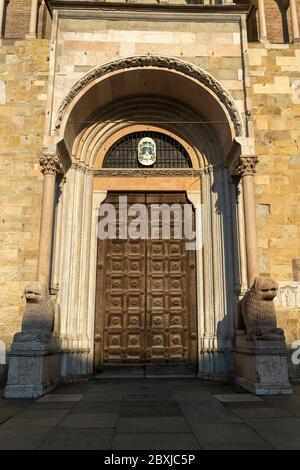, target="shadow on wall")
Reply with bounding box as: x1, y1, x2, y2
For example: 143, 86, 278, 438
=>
197, 169, 240, 379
